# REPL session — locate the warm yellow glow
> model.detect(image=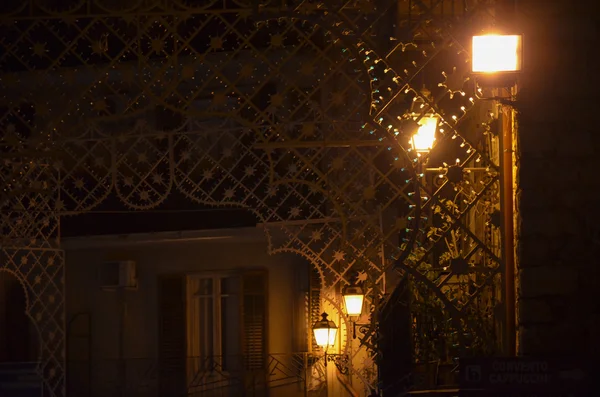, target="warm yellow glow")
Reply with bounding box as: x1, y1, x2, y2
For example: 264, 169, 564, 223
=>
472, 35, 522, 73
312, 312, 338, 348
411, 116, 438, 153
343, 294, 364, 317
313, 327, 338, 348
